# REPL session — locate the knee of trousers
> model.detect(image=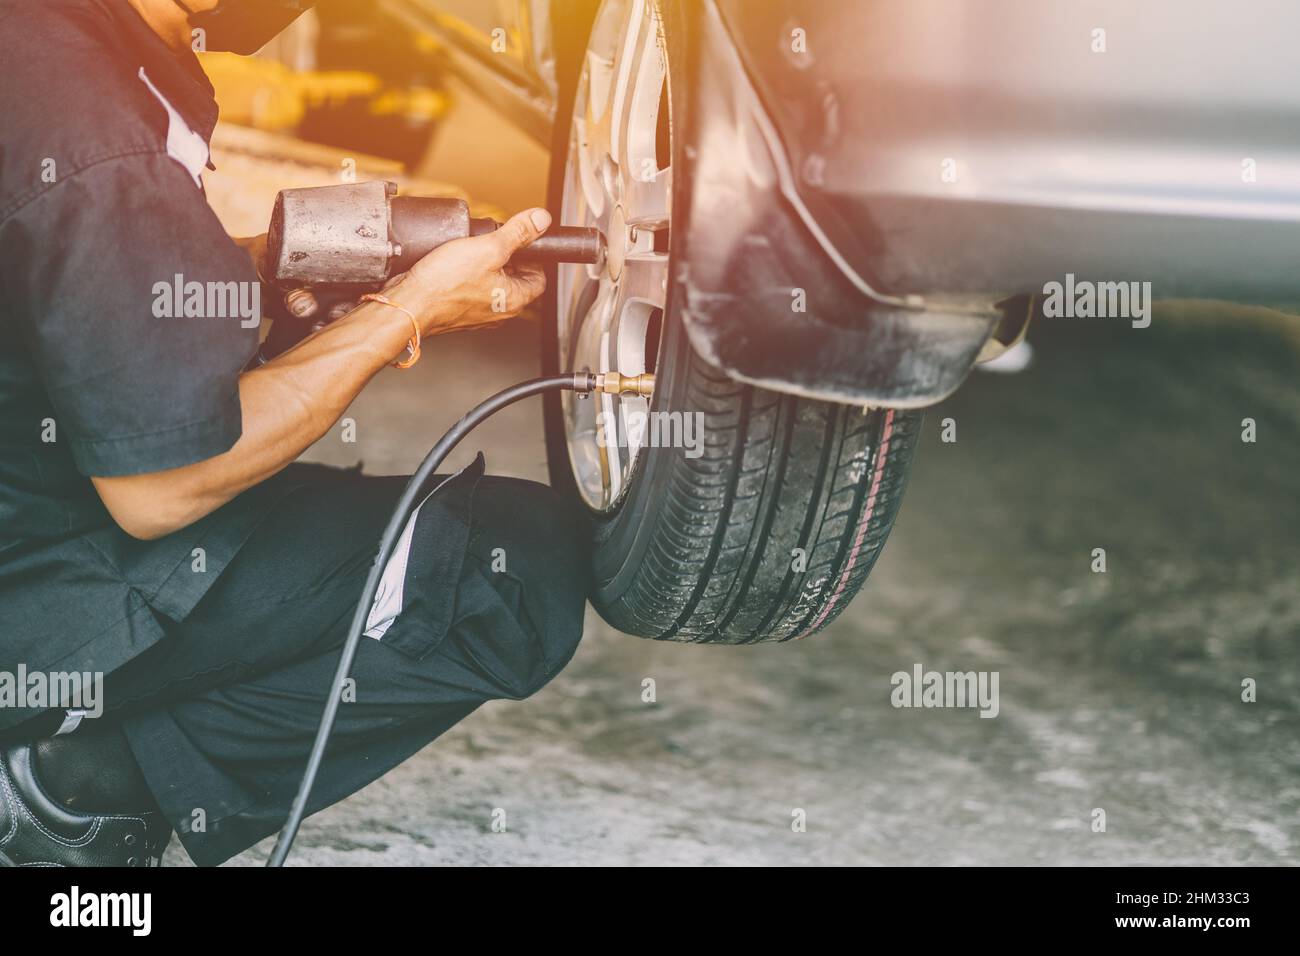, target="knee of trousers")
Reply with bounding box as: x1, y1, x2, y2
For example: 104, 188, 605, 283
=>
460, 477, 590, 699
